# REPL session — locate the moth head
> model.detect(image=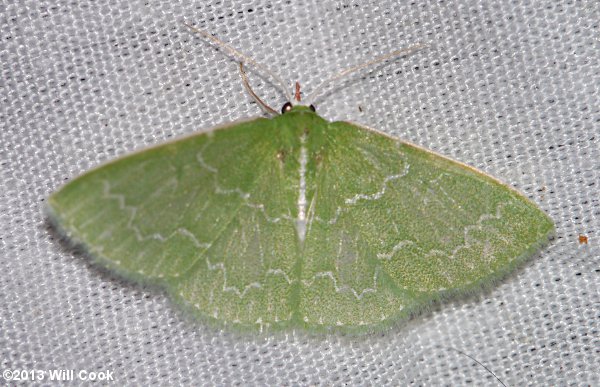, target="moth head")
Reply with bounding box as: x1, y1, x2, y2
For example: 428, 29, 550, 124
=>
281, 82, 316, 114
281, 101, 316, 114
